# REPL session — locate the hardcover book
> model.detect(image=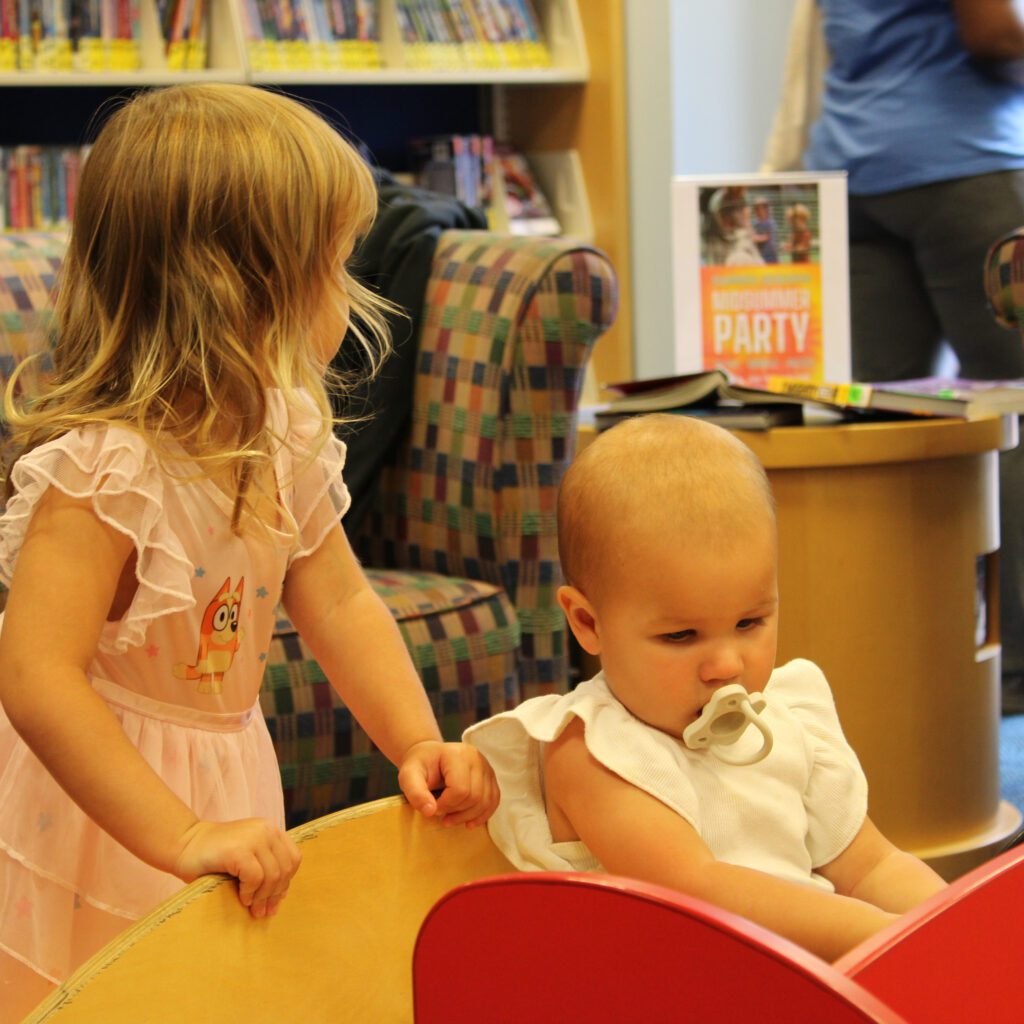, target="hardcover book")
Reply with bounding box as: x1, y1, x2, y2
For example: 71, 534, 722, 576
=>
766, 375, 1024, 419
595, 368, 806, 432
671, 171, 851, 389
